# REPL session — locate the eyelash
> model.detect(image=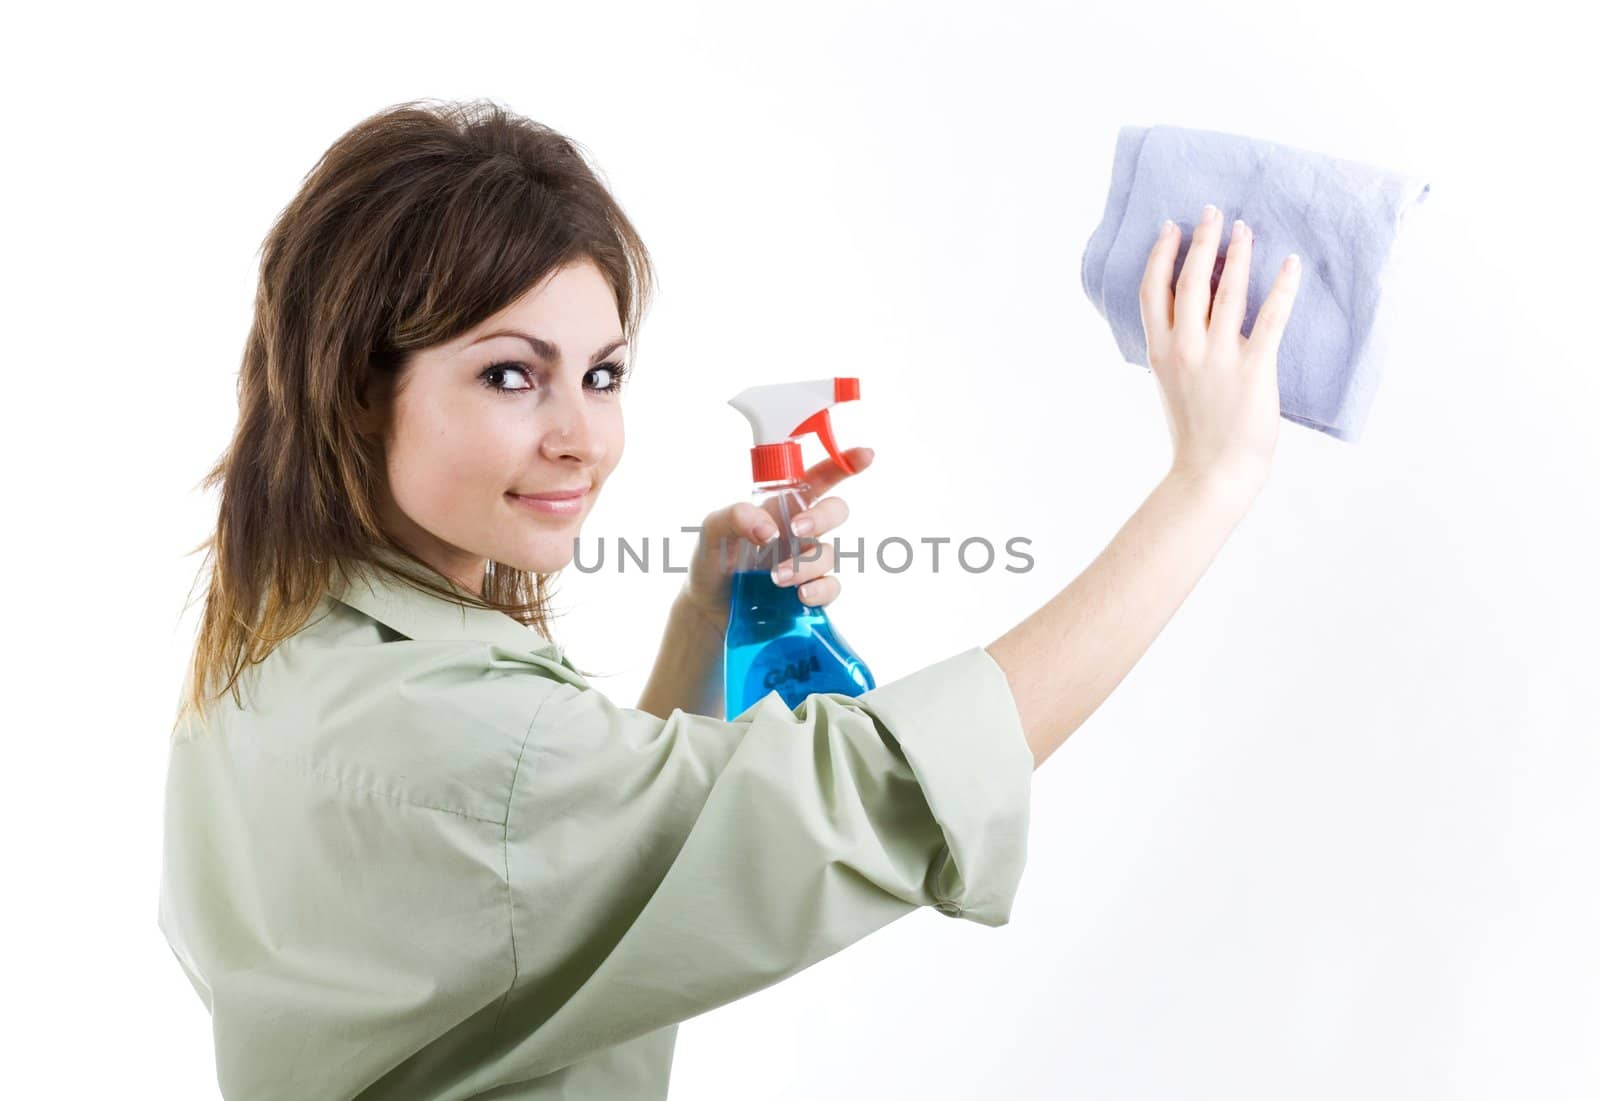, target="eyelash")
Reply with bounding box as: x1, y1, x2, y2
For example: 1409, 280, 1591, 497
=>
478, 360, 630, 396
